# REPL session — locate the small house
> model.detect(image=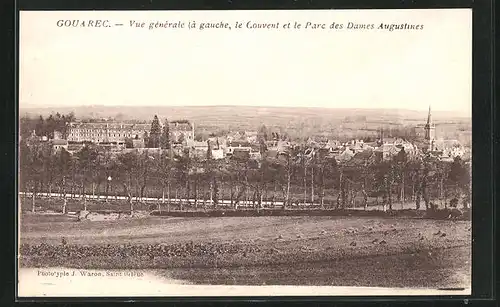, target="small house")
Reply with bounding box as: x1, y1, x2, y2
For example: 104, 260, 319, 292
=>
51, 139, 68, 153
